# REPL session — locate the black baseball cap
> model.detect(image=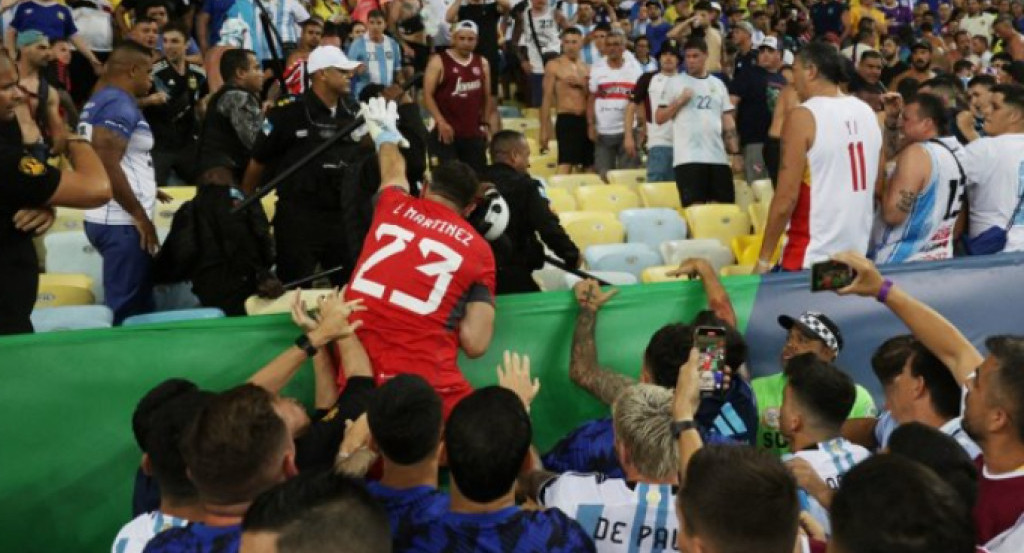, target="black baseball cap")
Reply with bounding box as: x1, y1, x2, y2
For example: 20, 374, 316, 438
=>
778, 311, 844, 354
911, 40, 933, 52
658, 39, 684, 60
